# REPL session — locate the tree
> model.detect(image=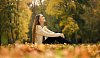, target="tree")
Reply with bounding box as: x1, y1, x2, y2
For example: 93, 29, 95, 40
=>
79, 0, 100, 43
45, 0, 100, 43
45, 0, 82, 40
0, 0, 32, 44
